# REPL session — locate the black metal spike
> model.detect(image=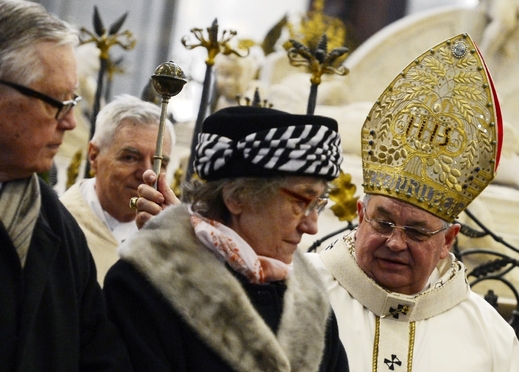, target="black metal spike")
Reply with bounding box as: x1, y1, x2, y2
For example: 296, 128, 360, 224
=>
109, 12, 129, 35
93, 6, 104, 37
